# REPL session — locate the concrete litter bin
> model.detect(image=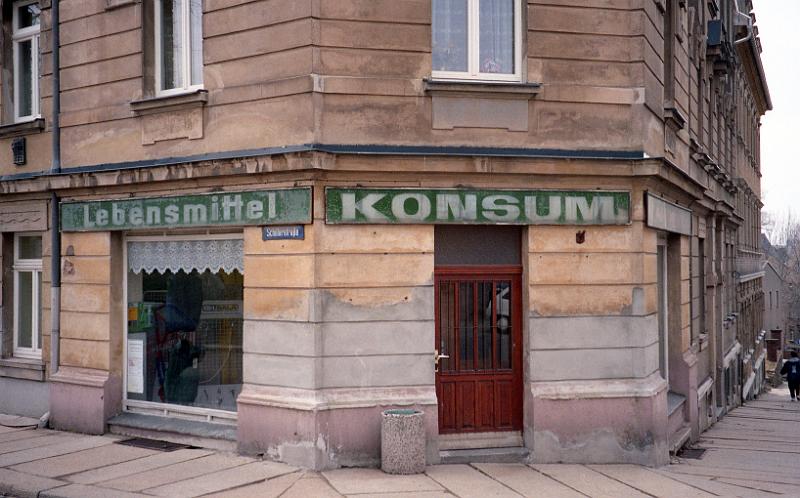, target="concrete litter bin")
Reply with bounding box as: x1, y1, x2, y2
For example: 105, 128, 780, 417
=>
381, 409, 426, 474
